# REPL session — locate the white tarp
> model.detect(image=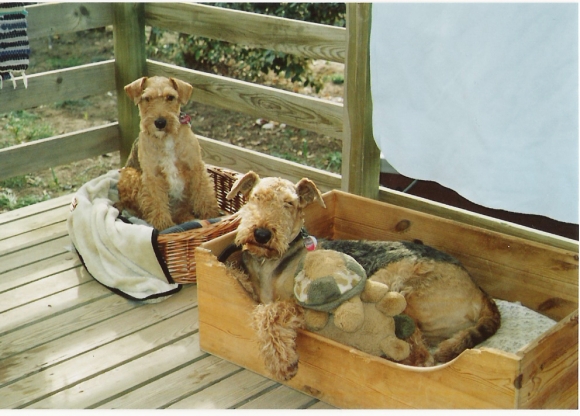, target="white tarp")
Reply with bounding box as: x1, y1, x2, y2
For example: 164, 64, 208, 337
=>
370, 3, 578, 224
